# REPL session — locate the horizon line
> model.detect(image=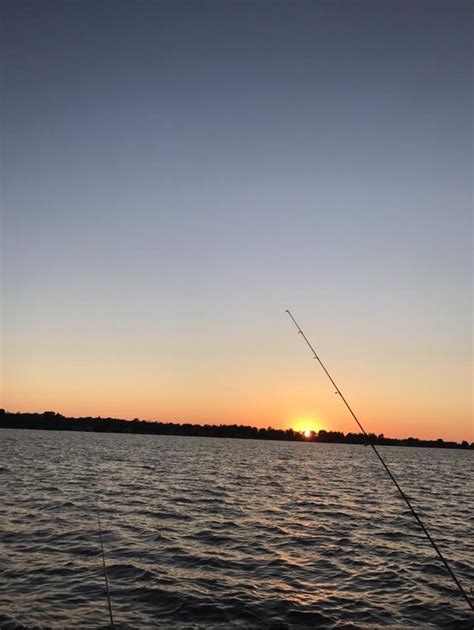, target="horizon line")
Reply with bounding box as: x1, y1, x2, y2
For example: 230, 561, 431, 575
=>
1, 408, 472, 447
